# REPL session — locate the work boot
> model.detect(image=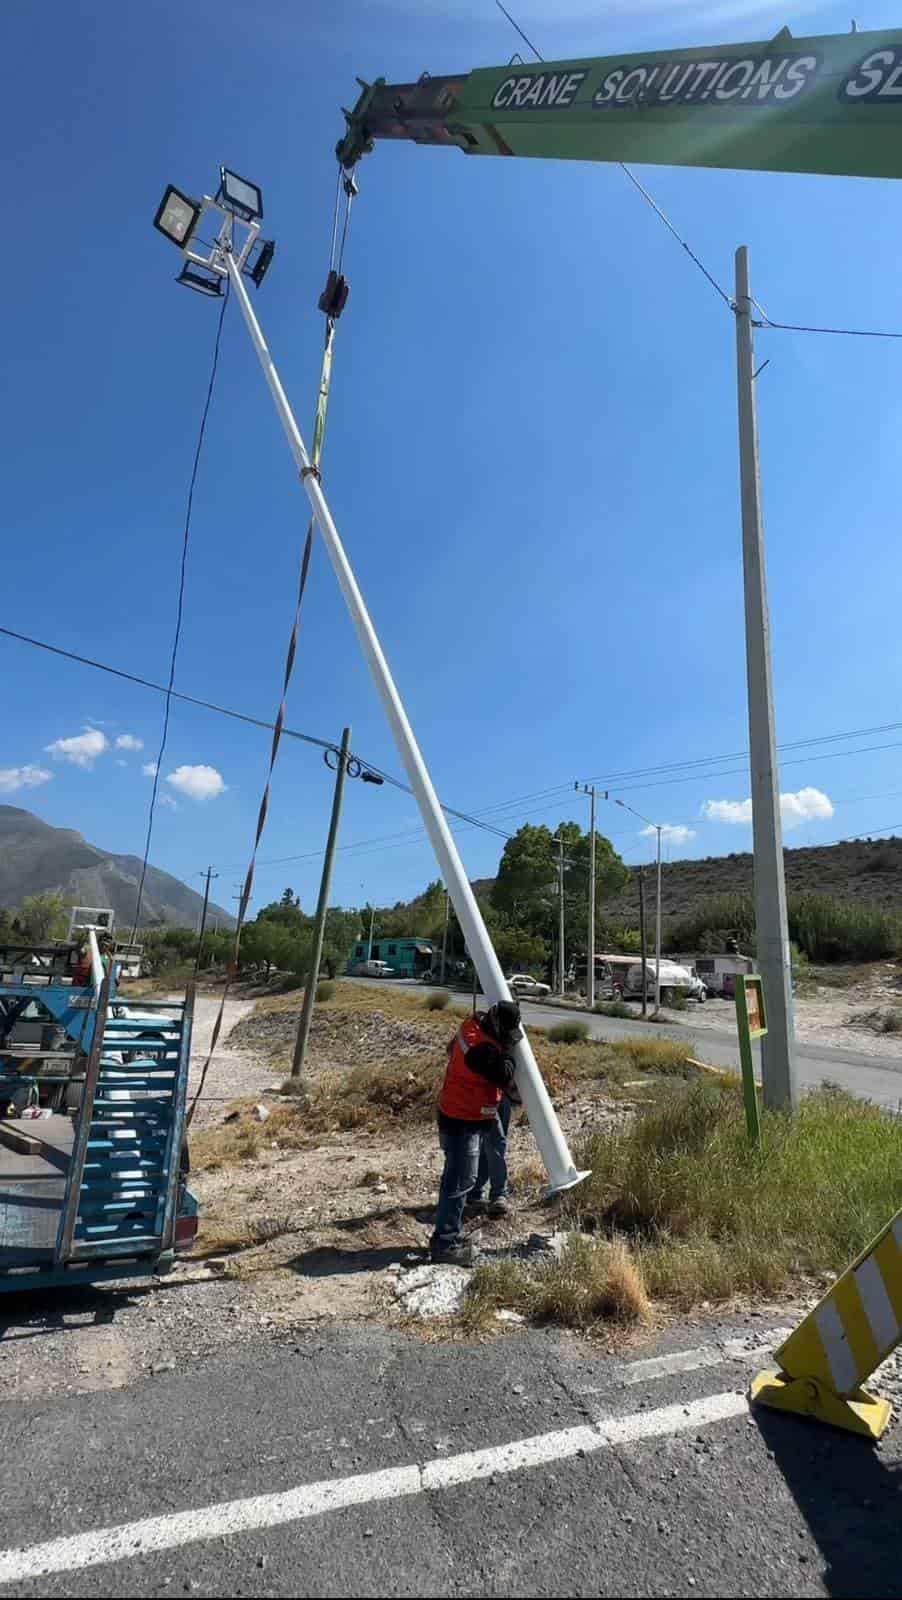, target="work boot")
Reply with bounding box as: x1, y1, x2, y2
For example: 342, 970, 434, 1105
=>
431, 1241, 478, 1267
464, 1196, 487, 1218
487, 1197, 510, 1218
